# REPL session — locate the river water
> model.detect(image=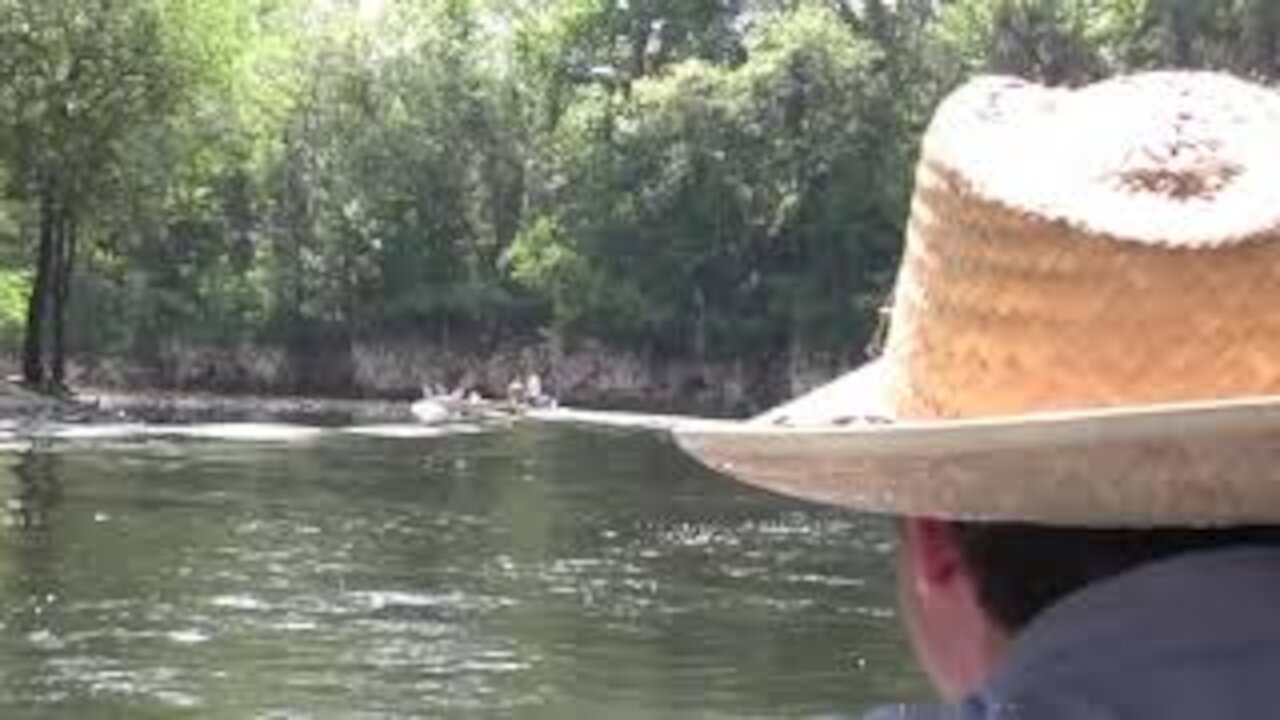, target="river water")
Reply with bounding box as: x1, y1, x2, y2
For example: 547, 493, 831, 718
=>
0, 420, 927, 718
